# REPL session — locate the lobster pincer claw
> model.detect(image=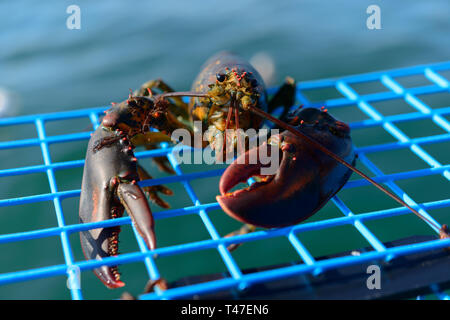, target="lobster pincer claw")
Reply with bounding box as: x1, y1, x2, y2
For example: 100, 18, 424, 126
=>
217, 107, 356, 229
117, 182, 156, 250
79, 126, 157, 289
